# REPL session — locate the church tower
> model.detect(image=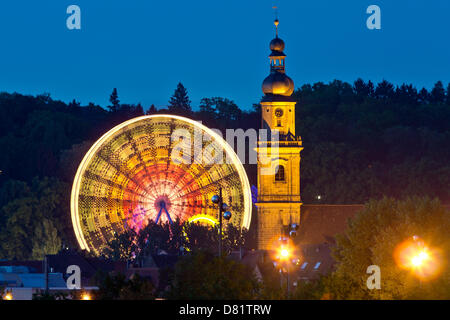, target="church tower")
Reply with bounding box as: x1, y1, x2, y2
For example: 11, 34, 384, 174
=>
256, 18, 303, 250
